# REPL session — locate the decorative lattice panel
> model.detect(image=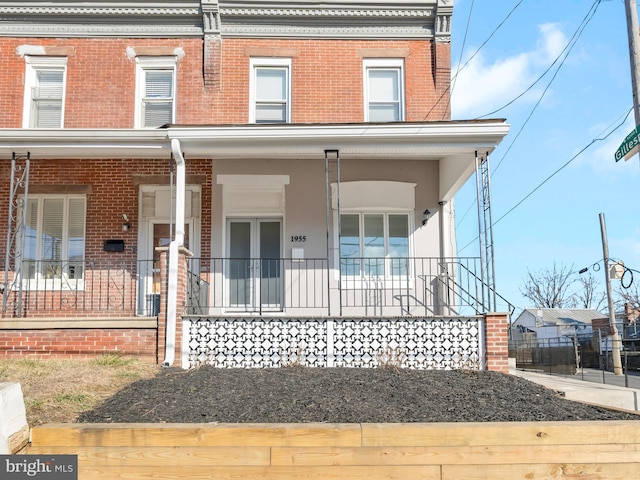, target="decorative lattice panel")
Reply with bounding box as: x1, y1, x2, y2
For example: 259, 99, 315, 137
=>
185, 317, 482, 370
331, 318, 481, 369
186, 318, 328, 368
